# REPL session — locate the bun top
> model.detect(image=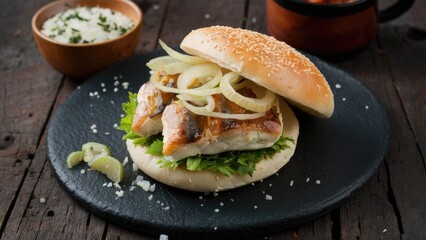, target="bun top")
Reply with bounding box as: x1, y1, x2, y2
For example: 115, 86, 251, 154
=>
180, 26, 334, 118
